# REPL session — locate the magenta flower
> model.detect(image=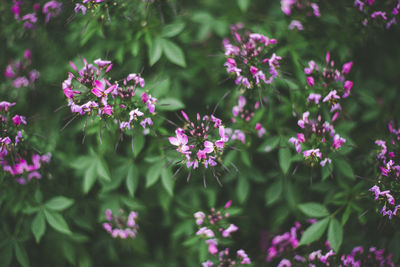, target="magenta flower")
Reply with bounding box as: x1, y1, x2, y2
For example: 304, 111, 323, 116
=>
222, 224, 238, 237
42, 1, 62, 23
91, 80, 117, 98
307, 93, 321, 104
342, 61, 353, 75
12, 115, 27, 126
289, 20, 304, 30
322, 90, 340, 103
169, 130, 190, 153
